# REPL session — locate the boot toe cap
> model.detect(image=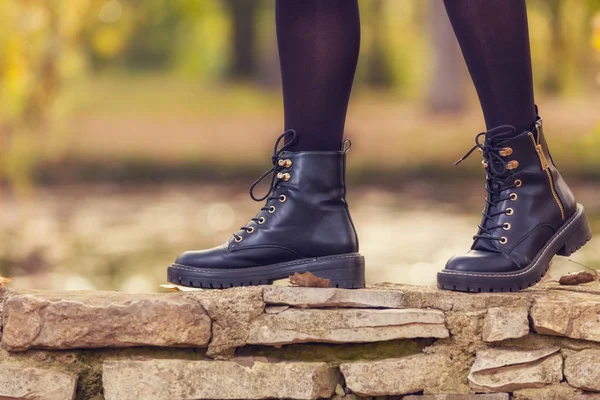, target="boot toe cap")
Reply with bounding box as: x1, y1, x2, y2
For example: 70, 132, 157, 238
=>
174, 245, 229, 269
444, 250, 521, 273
